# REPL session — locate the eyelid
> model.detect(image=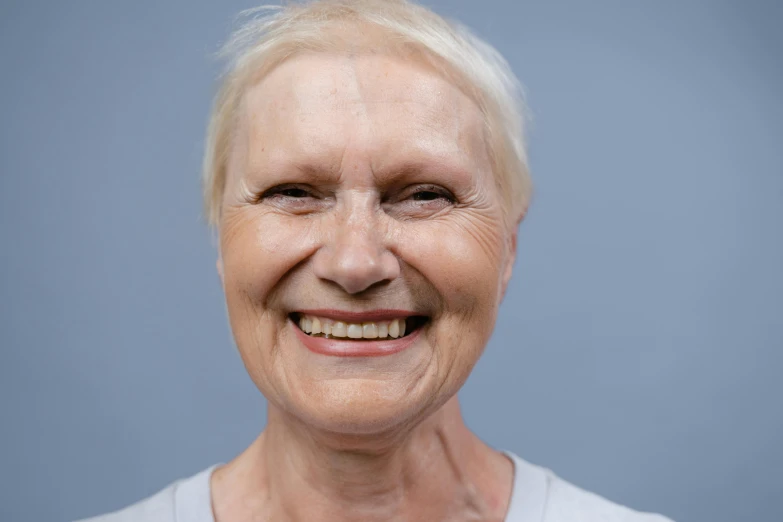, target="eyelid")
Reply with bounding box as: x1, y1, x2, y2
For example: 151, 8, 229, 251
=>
406, 184, 456, 202
256, 183, 315, 201
256, 182, 456, 204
